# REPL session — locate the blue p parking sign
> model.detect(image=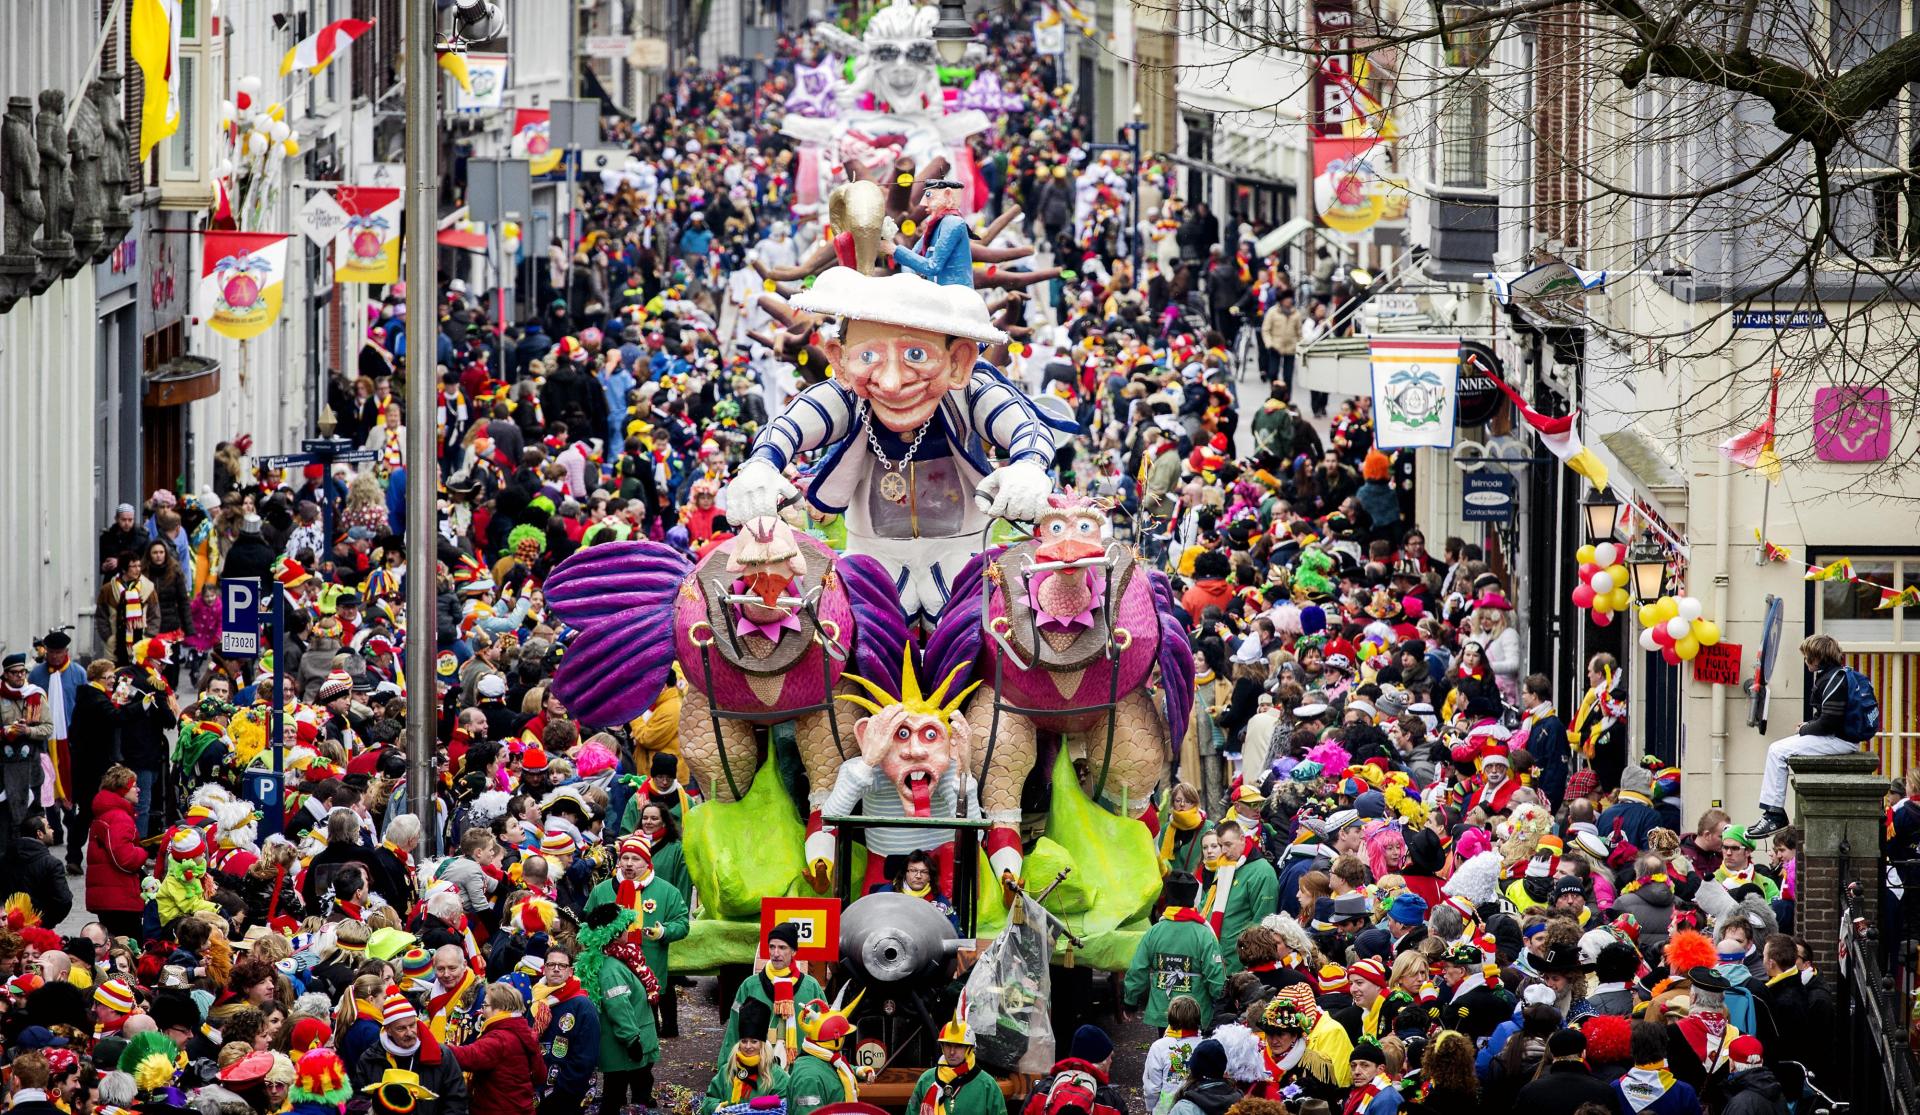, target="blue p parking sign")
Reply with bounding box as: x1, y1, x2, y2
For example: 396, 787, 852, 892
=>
221, 579, 261, 658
